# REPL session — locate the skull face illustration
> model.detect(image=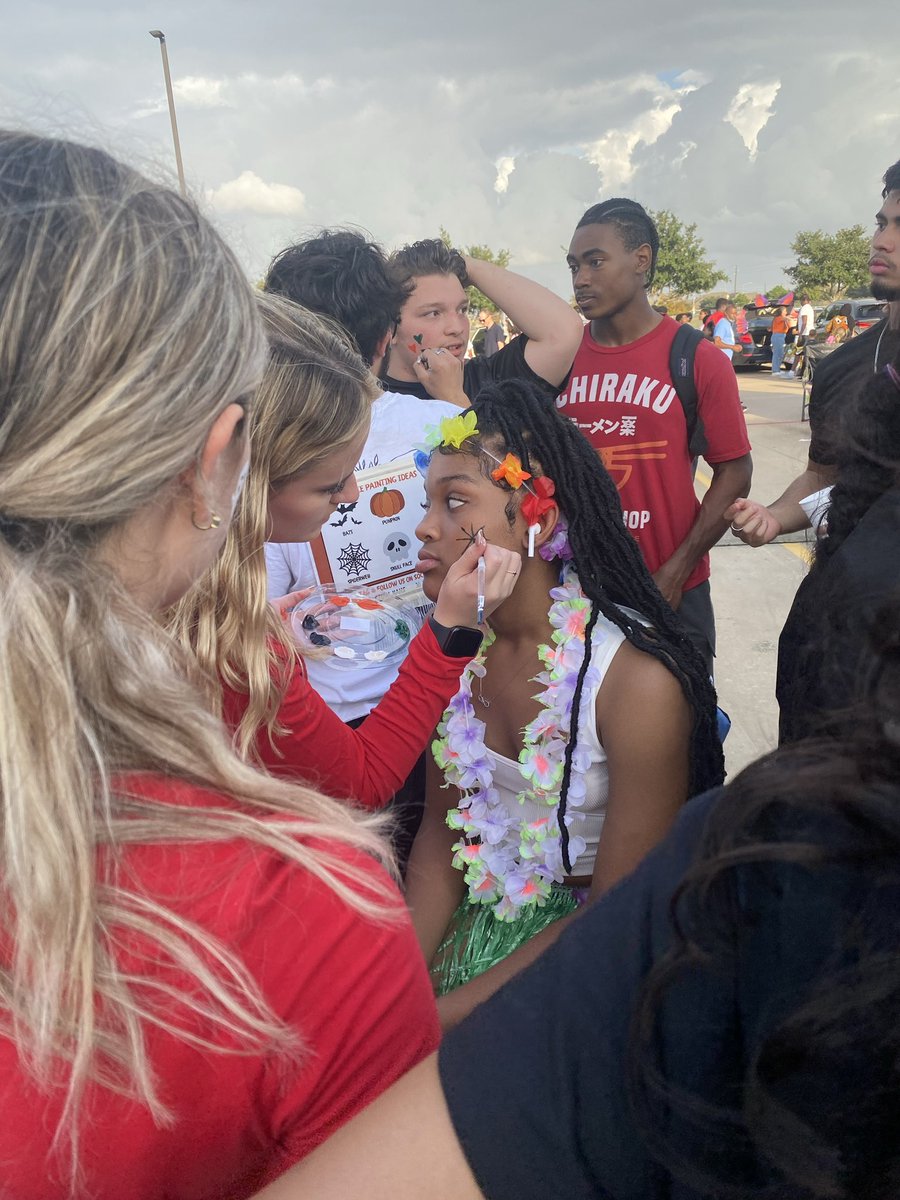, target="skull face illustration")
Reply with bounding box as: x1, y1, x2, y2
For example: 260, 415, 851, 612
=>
383, 532, 411, 563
